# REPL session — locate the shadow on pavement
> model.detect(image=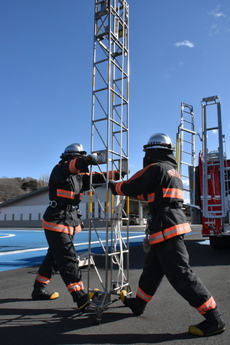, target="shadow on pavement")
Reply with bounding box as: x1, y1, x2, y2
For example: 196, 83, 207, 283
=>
0, 301, 194, 345
128, 240, 230, 270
